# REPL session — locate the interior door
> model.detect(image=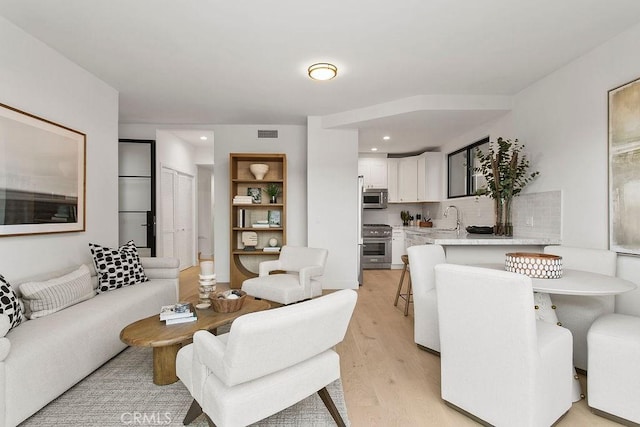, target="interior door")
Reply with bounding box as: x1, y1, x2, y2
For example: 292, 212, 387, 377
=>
118, 140, 156, 256
161, 166, 194, 270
